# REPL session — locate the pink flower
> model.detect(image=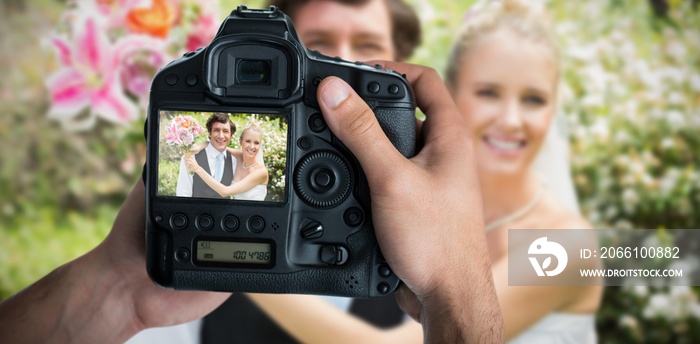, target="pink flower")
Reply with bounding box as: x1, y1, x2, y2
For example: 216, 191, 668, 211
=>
165, 121, 182, 145
89, 0, 144, 30
46, 0, 222, 130
118, 36, 168, 104
185, 13, 219, 51
178, 128, 195, 146
46, 17, 164, 129
165, 115, 204, 149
